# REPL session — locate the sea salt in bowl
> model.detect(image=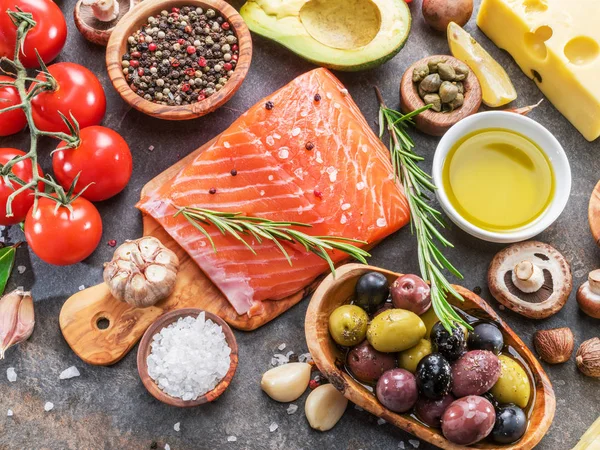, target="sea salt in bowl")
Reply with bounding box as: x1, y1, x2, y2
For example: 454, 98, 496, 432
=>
137, 308, 238, 407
